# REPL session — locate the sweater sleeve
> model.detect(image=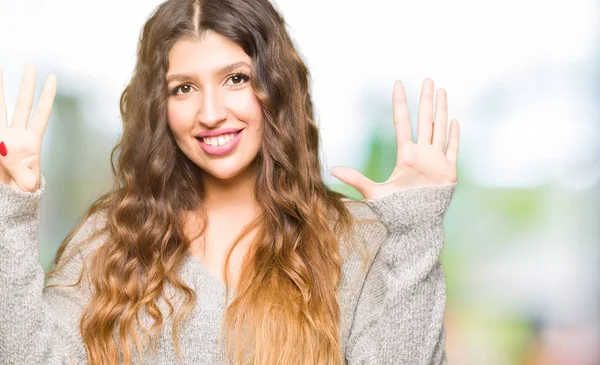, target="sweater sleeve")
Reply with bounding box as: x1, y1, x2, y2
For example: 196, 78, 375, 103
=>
344, 183, 457, 365
0, 174, 99, 365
